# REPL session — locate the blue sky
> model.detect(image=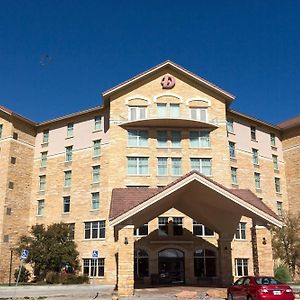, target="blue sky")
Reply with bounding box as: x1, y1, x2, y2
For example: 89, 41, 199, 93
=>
0, 0, 299, 124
